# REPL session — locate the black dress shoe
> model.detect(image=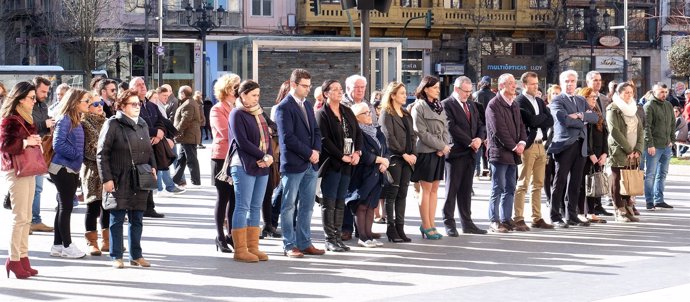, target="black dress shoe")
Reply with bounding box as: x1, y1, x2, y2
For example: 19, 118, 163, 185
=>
566, 219, 591, 227
462, 227, 488, 235
445, 227, 460, 237
655, 202, 674, 209
143, 210, 165, 218
593, 206, 613, 216
553, 220, 569, 228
